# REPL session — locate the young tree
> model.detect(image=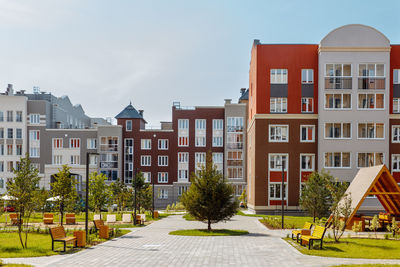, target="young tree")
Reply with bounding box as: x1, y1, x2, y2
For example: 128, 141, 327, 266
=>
134, 172, 152, 213
370, 215, 380, 239
50, 165, 78, 225
6, 154, 41, 248
299, 171, 333, 222
387, 217, 399, 237
109, 179, 130, 212
181, 154, 238, 231
328, 181, 351, 242
35, 187, 49, 215
89, 172, 110, 219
